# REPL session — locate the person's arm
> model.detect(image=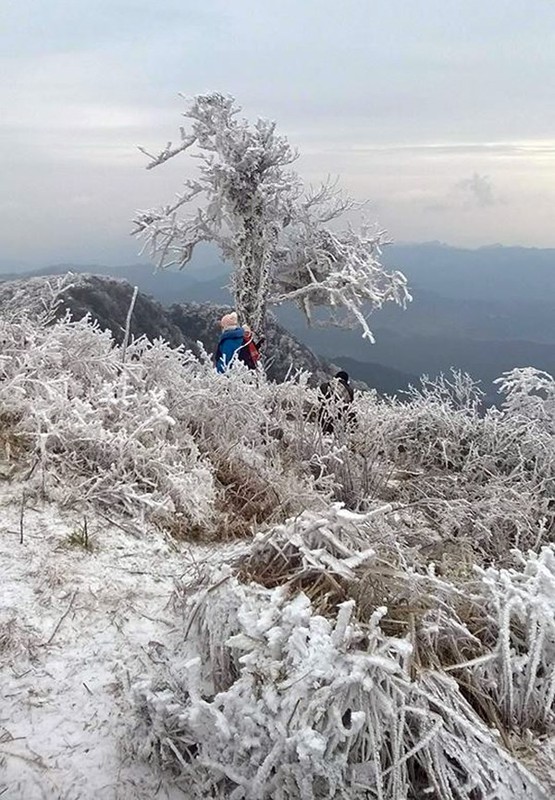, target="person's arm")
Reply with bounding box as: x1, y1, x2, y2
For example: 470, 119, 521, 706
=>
214, 341, 225, 373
